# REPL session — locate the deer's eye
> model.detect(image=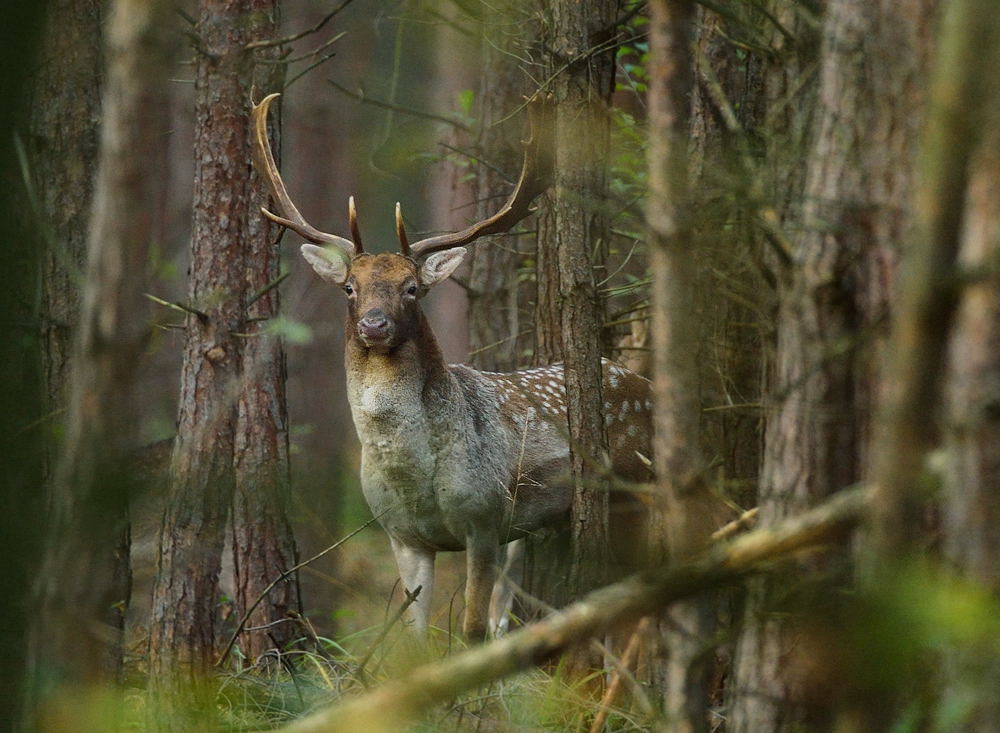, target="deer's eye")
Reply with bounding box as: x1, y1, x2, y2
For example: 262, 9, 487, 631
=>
344, 283, 354, 296
406, 284, 418, 296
